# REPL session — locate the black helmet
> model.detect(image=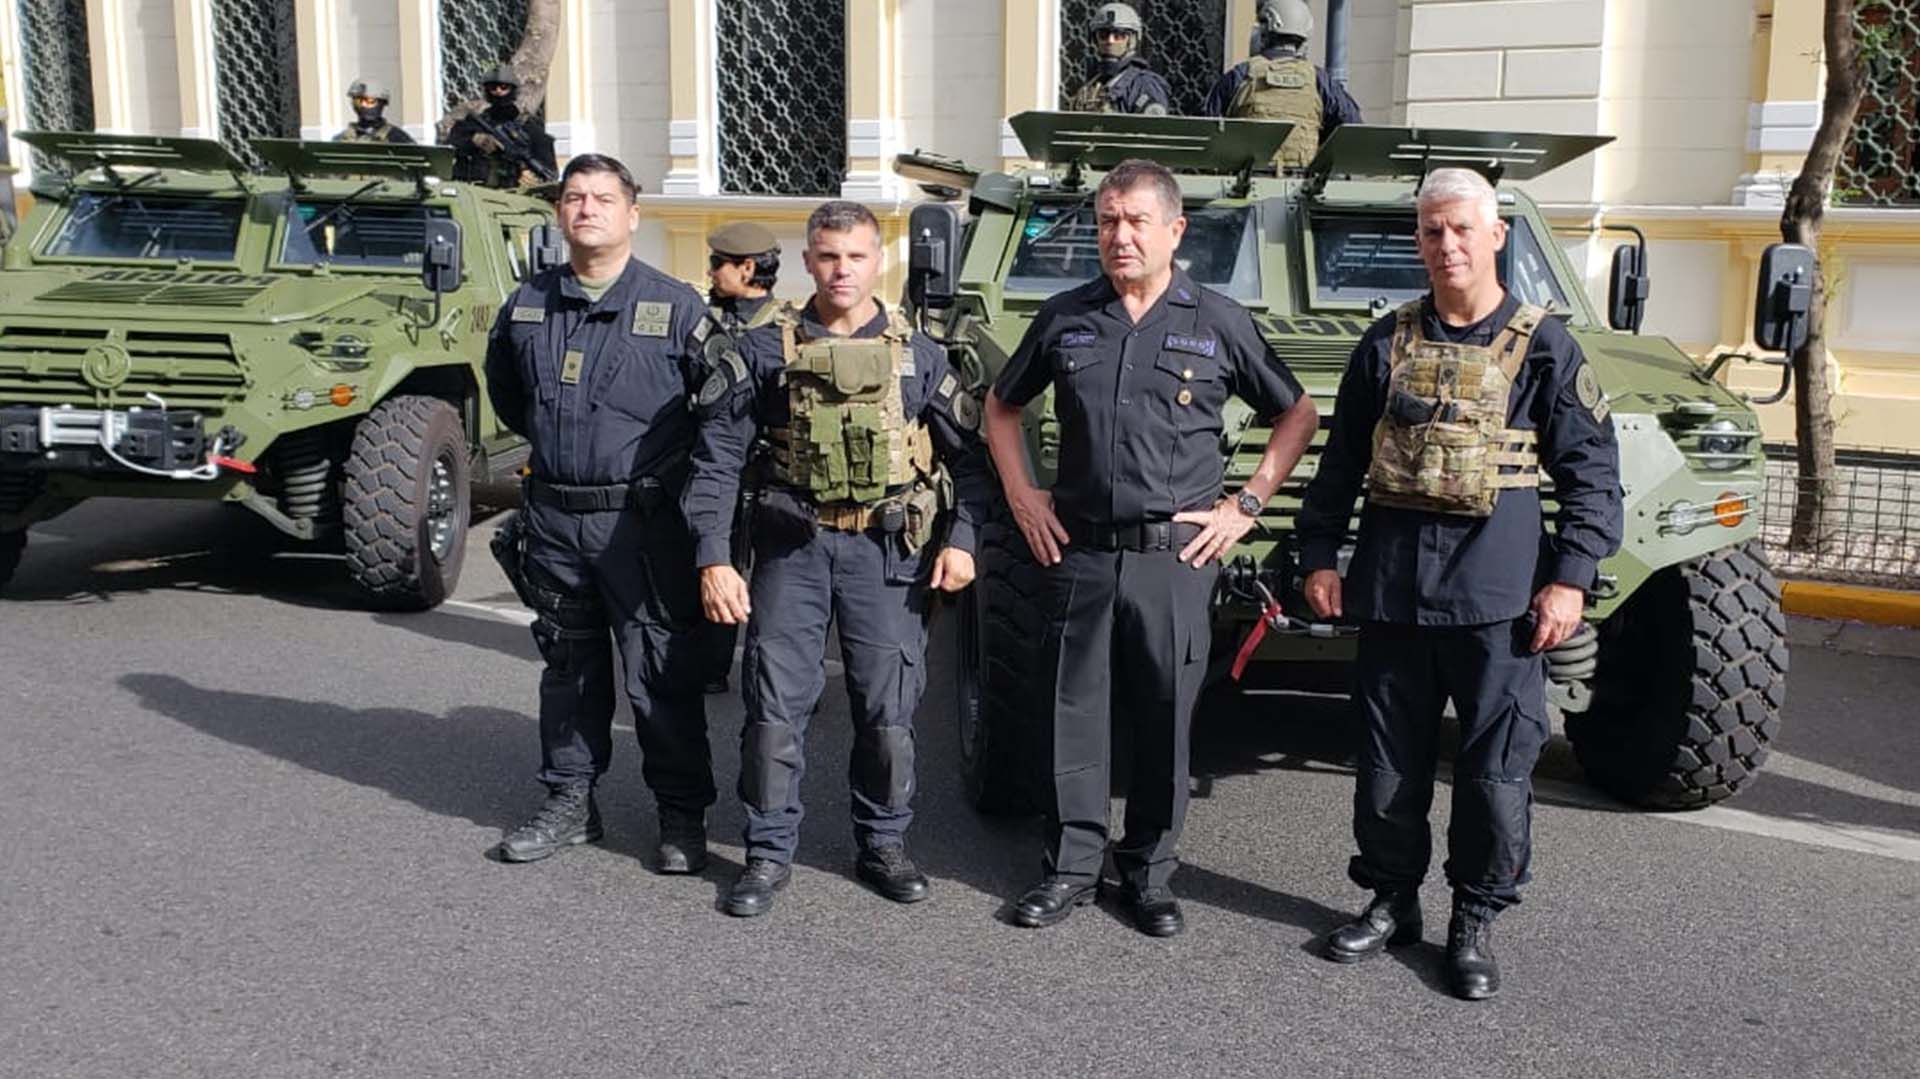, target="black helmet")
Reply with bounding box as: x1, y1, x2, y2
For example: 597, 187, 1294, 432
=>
346, 78, 392, 103
481, 64, 520, 89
